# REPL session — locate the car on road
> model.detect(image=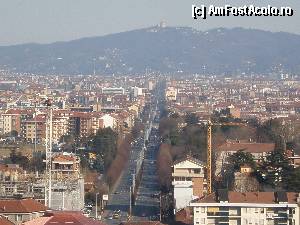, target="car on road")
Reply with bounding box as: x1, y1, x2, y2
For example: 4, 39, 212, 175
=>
113, 213, 120, 219
106, 216, 113, 220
